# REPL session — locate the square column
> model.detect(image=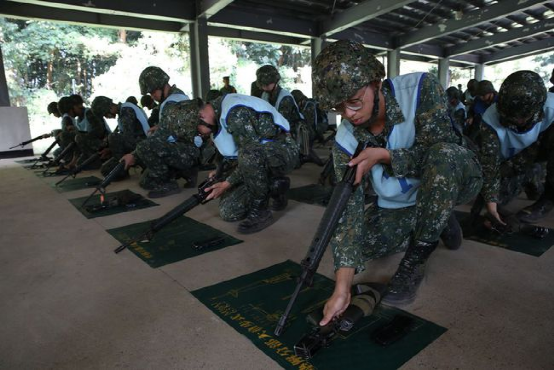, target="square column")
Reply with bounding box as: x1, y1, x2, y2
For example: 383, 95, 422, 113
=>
474, 64, 485, 81
0, 45, 10, 107
387, 49, 400, 78
438, 58, 450, 89
189, 18, 210, 99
